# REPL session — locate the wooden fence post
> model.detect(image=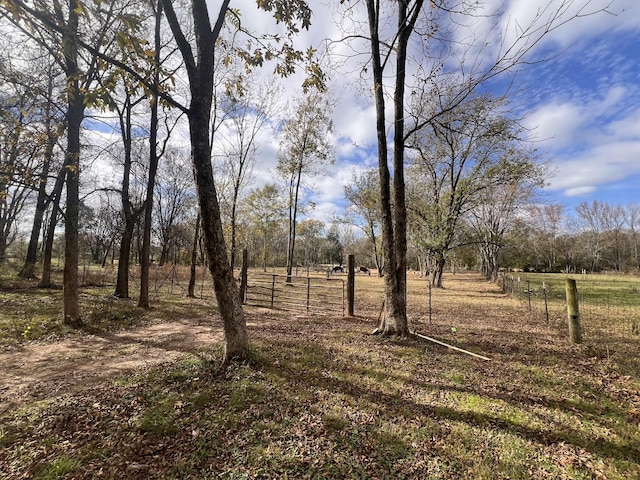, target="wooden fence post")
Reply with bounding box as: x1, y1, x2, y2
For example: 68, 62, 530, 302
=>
239, 249, 248, 303
347, 254, 355, 316
565, 278, 583, 343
